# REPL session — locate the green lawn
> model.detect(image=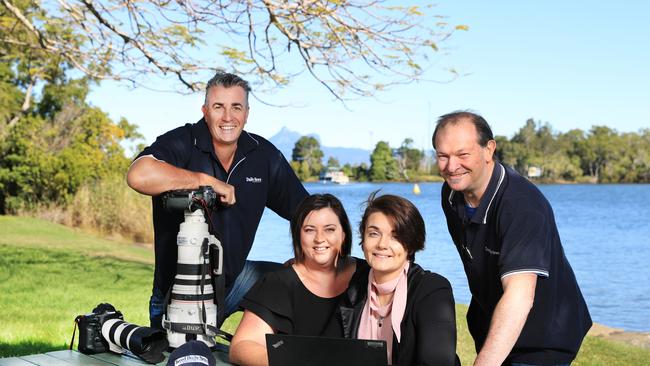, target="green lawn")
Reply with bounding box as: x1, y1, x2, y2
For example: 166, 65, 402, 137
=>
1, 215, 648, 365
